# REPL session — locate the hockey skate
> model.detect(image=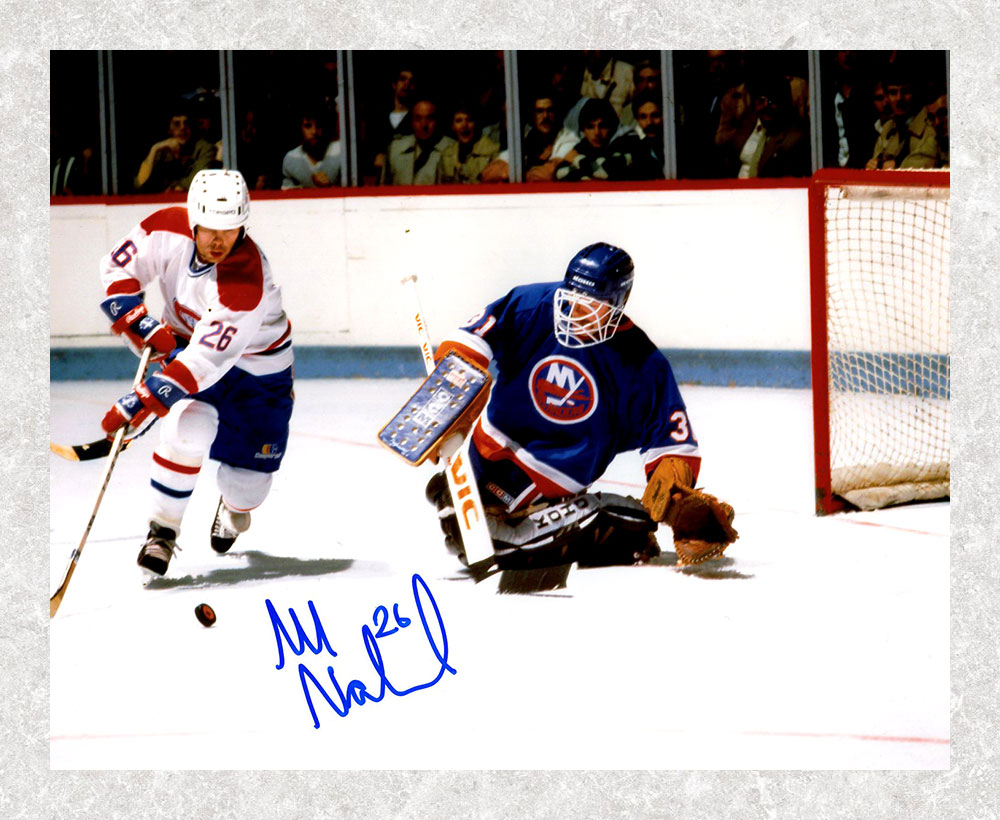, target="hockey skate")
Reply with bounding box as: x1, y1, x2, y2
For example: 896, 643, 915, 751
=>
210, 496, 250, 554
137, 521, 180, 577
